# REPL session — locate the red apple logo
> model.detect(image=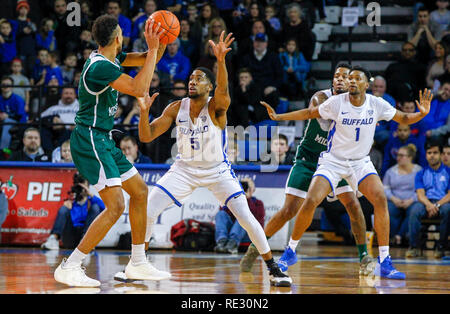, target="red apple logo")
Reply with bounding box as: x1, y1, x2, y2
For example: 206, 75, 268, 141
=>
1, 176, 18, 200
